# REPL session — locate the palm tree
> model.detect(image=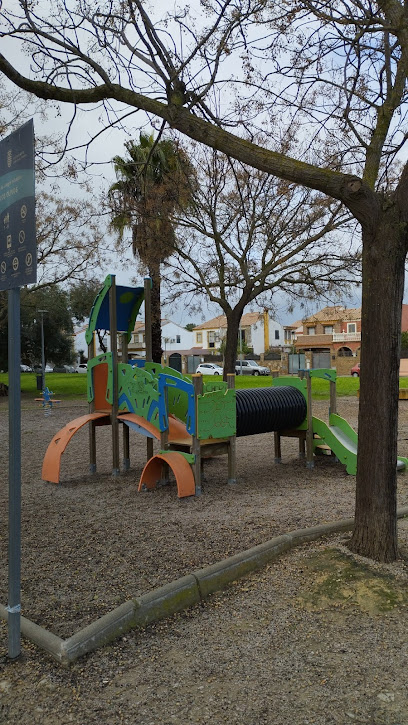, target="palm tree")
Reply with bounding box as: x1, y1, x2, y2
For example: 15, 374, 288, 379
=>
109, 133, 192, 362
